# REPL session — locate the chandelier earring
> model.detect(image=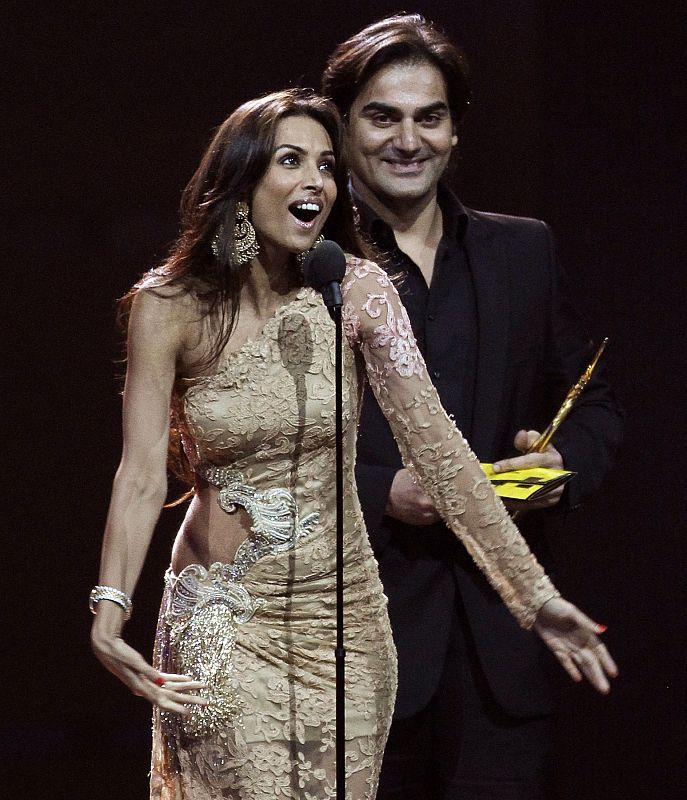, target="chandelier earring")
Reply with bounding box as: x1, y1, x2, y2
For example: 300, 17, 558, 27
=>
296, 235, 325, 267
232, 200, 260, 265
211, 200, 260, 265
